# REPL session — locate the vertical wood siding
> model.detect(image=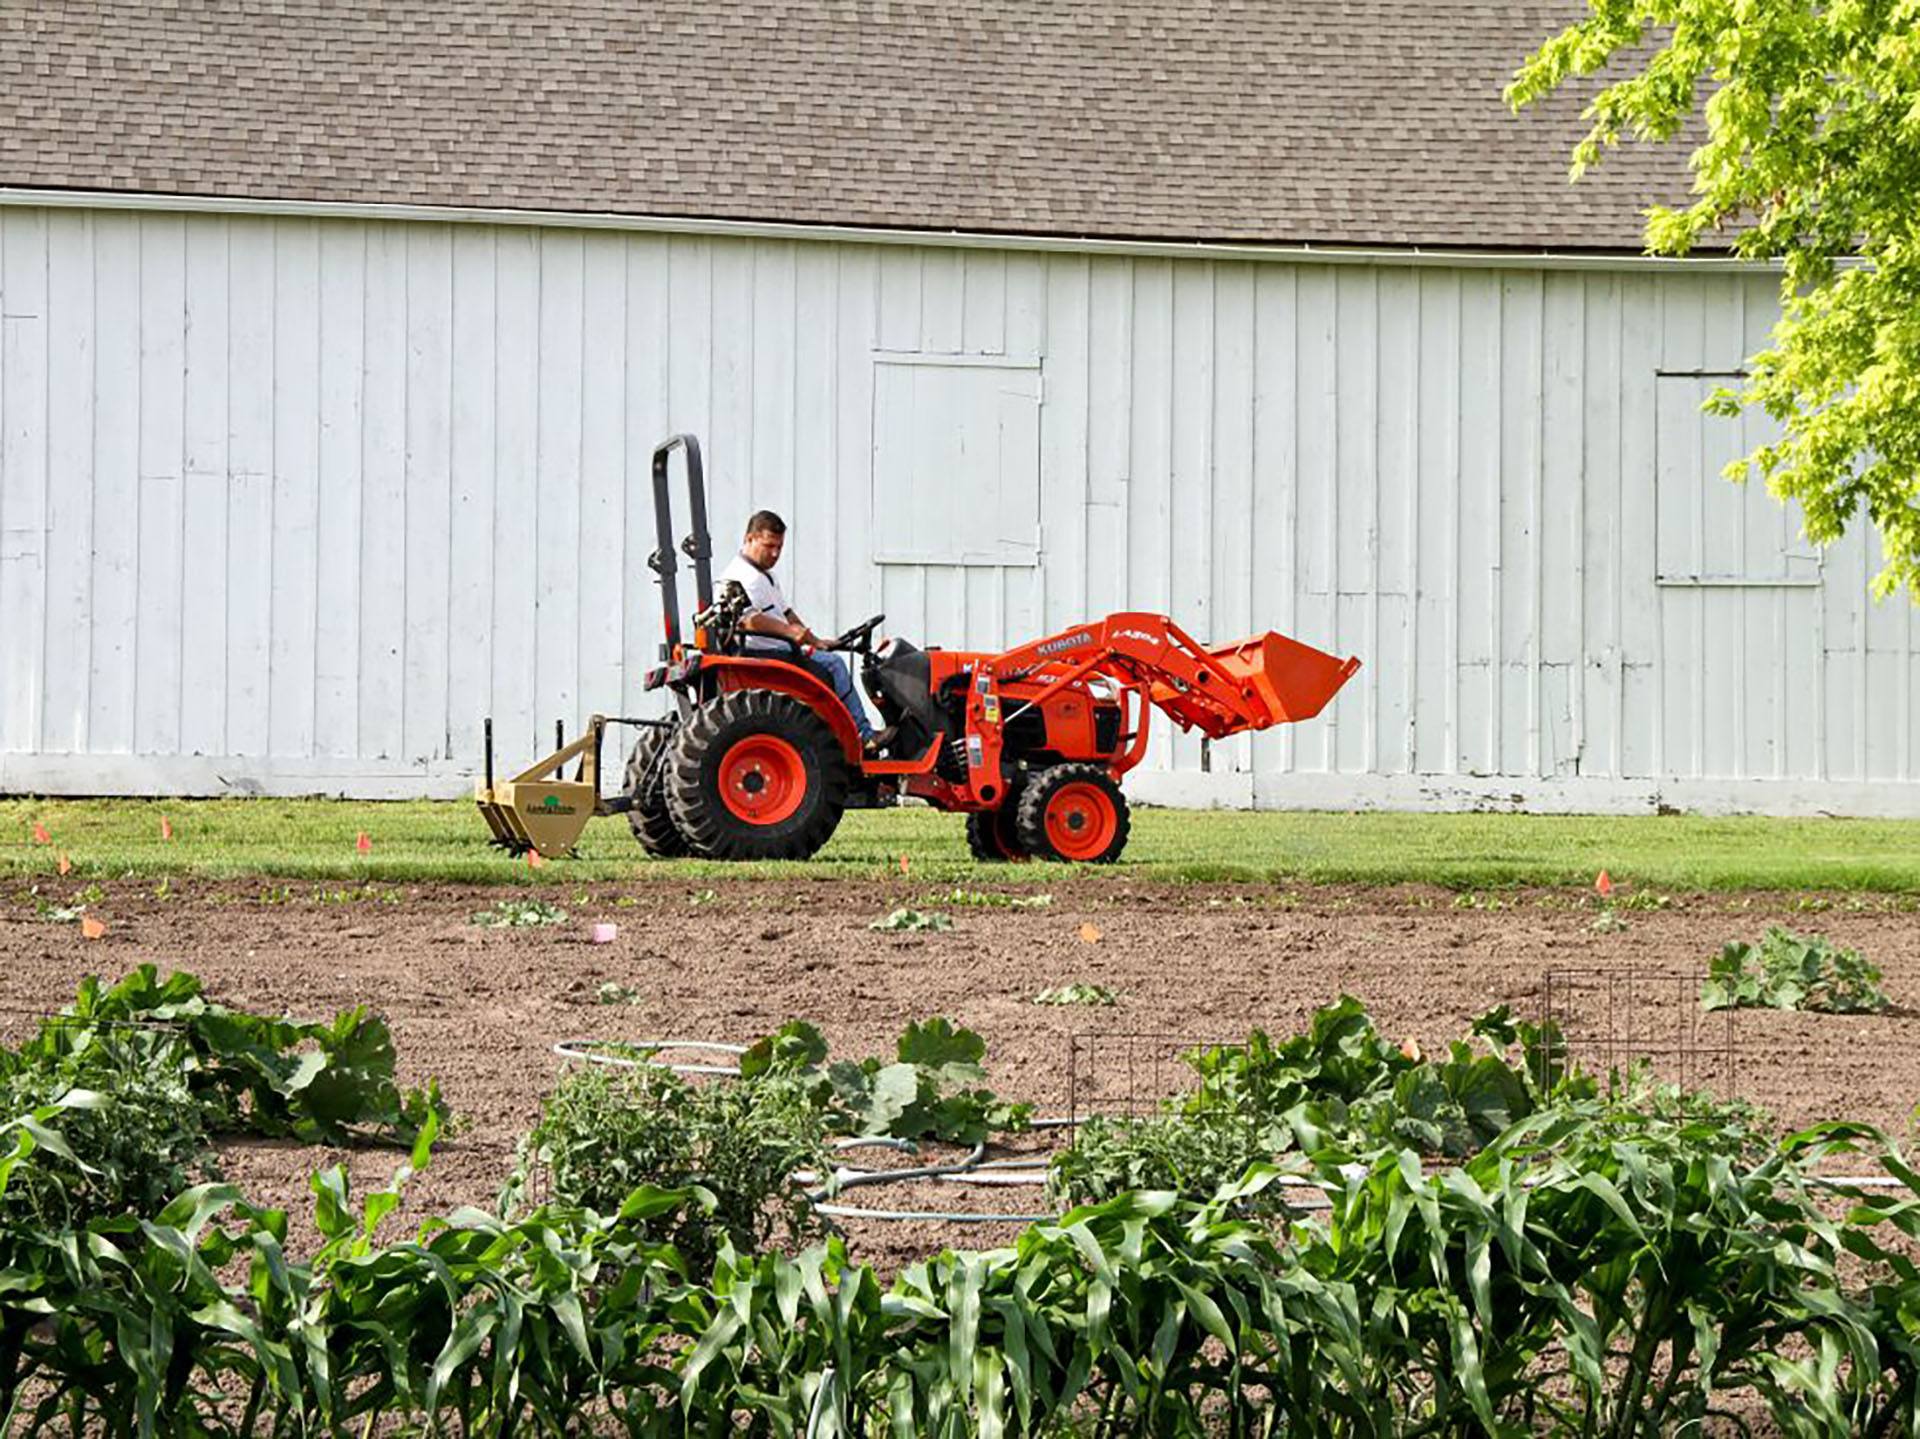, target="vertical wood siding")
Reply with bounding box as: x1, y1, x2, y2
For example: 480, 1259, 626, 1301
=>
1, 206, 1916, 810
